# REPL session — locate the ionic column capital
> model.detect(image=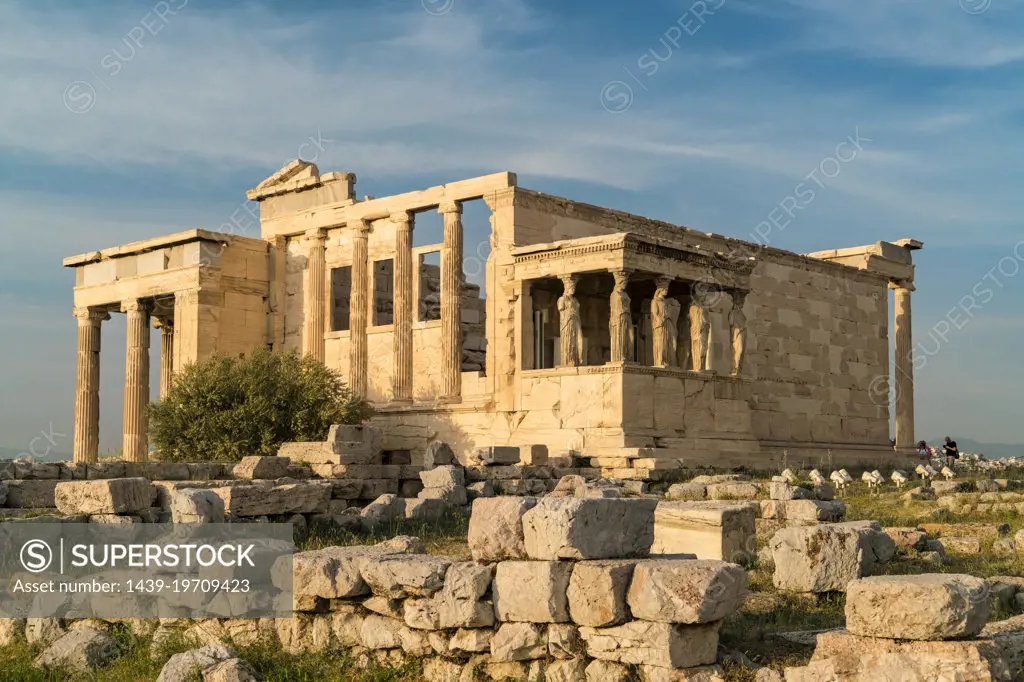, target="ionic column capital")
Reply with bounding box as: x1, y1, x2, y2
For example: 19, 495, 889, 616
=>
352, 219, 372, 237
73, 307, 108, 325
438, 200, 462, 215
304, 227, 327, 242
391, 210, 413, 229
121, 299, 151, 314
152, 316, 174, 330
889, 279, 915, 292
